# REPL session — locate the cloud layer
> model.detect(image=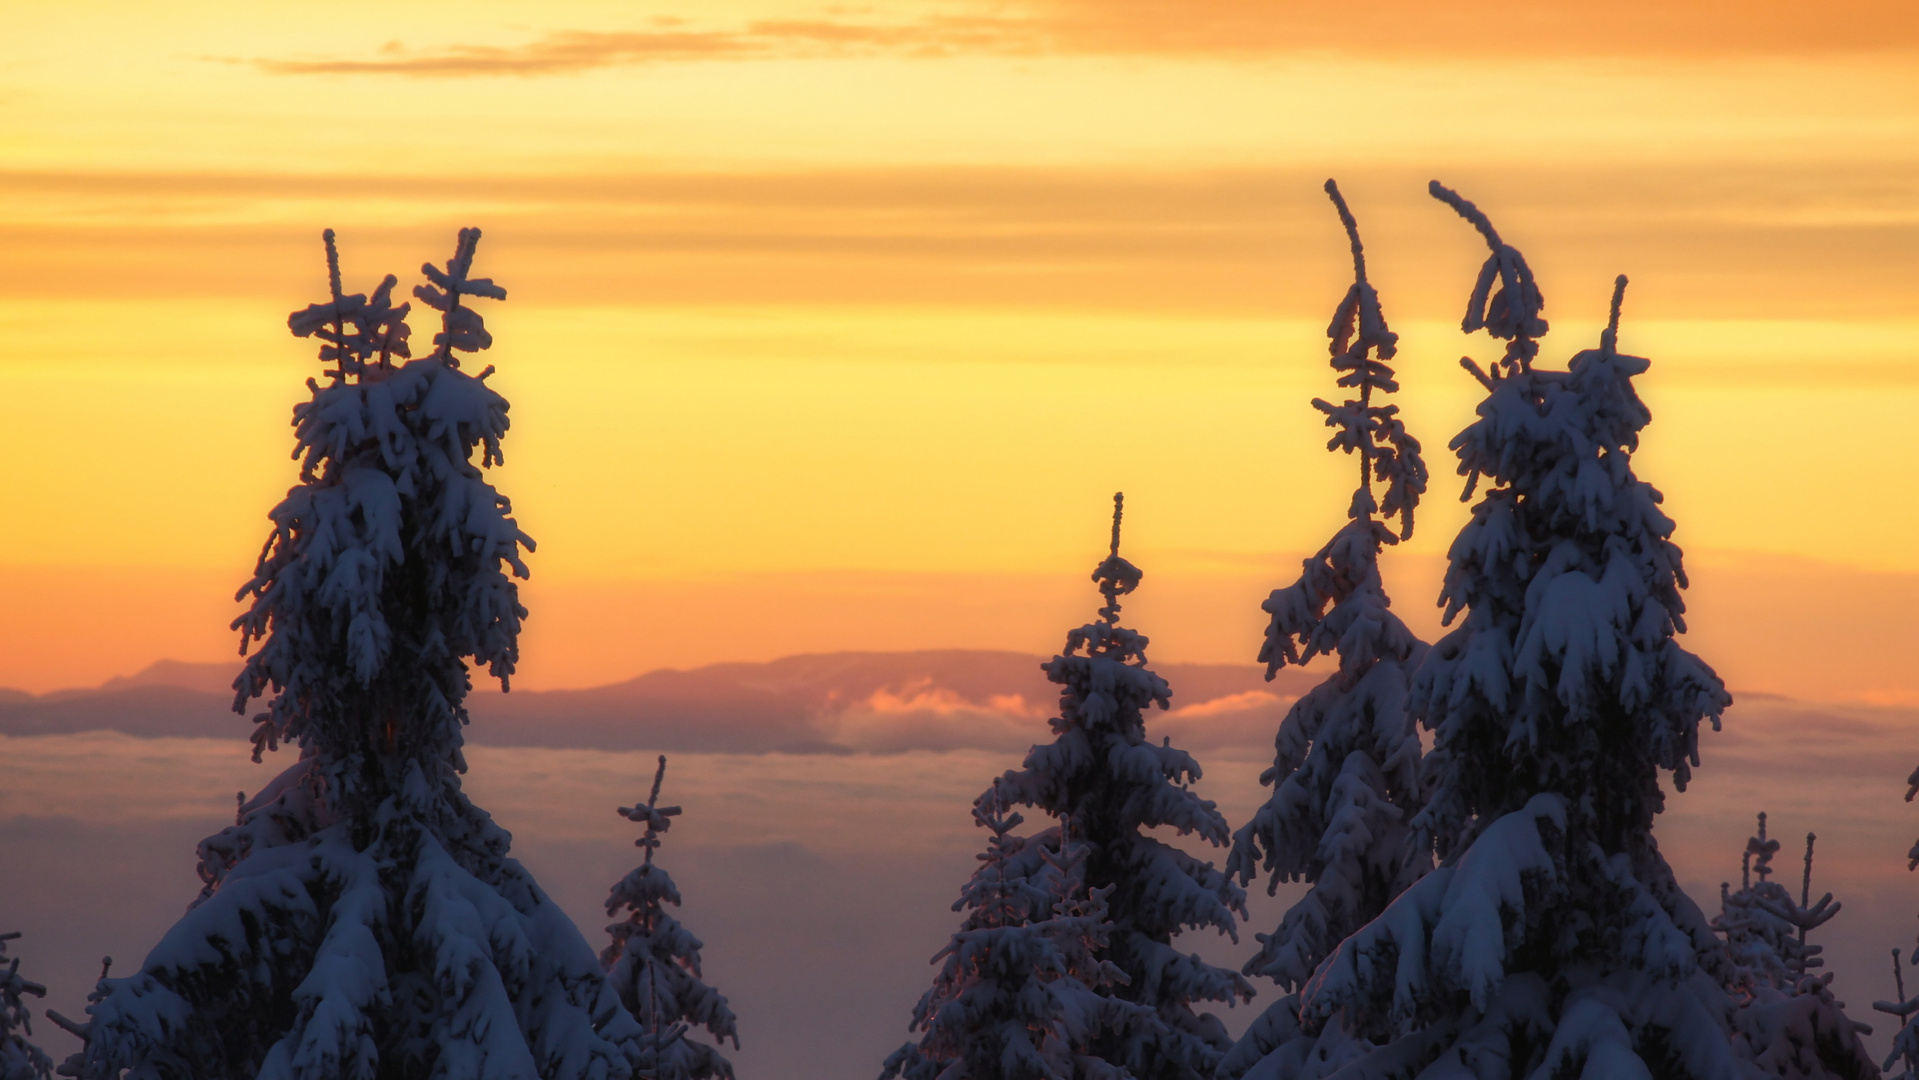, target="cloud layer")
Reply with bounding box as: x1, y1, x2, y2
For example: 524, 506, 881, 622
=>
5, 162, 1915, 322
3, 685, 1915, 1074
0, 650, 1316, 754
244, 0, 1919, 77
